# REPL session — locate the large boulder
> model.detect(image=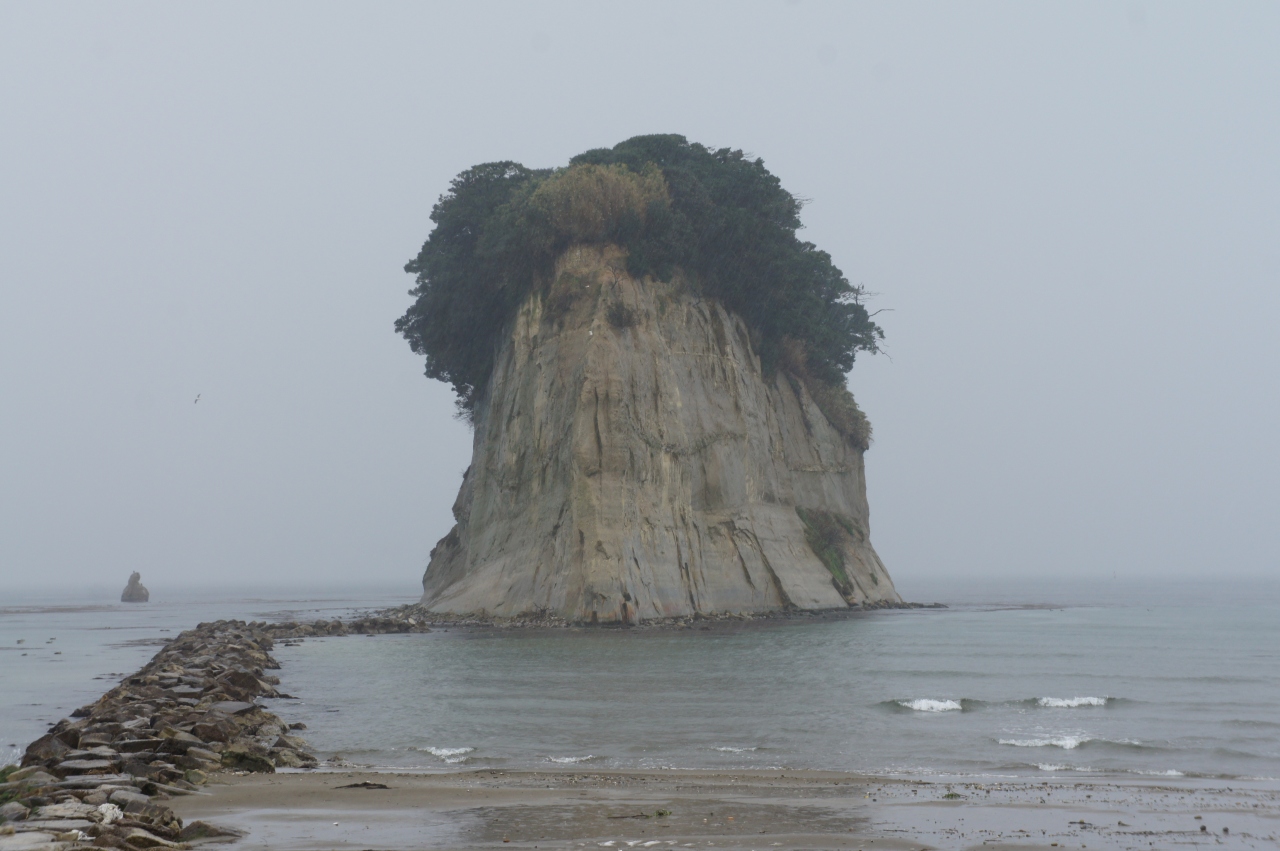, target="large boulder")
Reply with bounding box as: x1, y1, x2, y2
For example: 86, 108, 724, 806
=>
120, 572, 149, 603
